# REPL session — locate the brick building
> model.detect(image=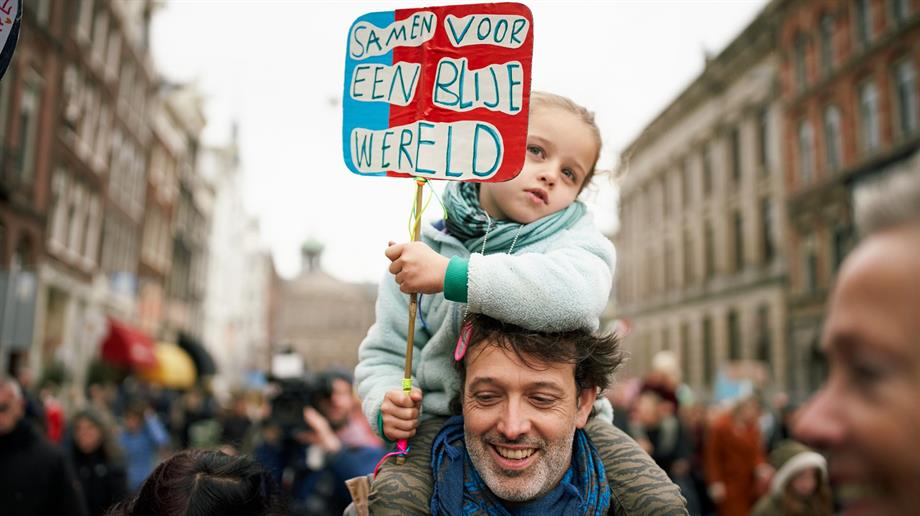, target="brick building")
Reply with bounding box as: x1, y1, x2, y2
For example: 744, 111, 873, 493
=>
777, 0, 919, 394
614, 4, 790, 398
